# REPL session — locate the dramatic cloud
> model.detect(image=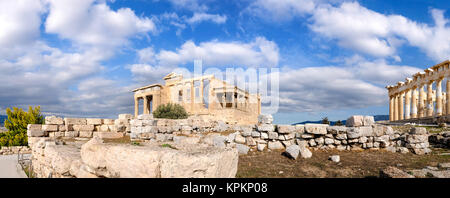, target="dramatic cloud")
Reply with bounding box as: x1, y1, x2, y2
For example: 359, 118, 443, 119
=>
45, 0, 155, 48
276, 59, 421, 112
156, 37, 279, 67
